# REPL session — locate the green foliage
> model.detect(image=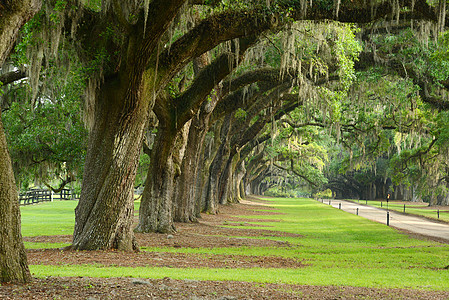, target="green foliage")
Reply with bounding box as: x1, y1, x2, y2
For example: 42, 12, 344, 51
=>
260, 108, 331, 190
81, 0, 101, 11
4, 99, 87, 188
264, 186, 296, 198
330, 23, 362, 90
49, 0, 67, 24
11, 10, 43, 66
322, 26, 449, 200
431, 32, 449, 82
2, 54, 88, 189
314, 188, 332, 198
135, 152, 151, 187
234, 108, 247, 120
